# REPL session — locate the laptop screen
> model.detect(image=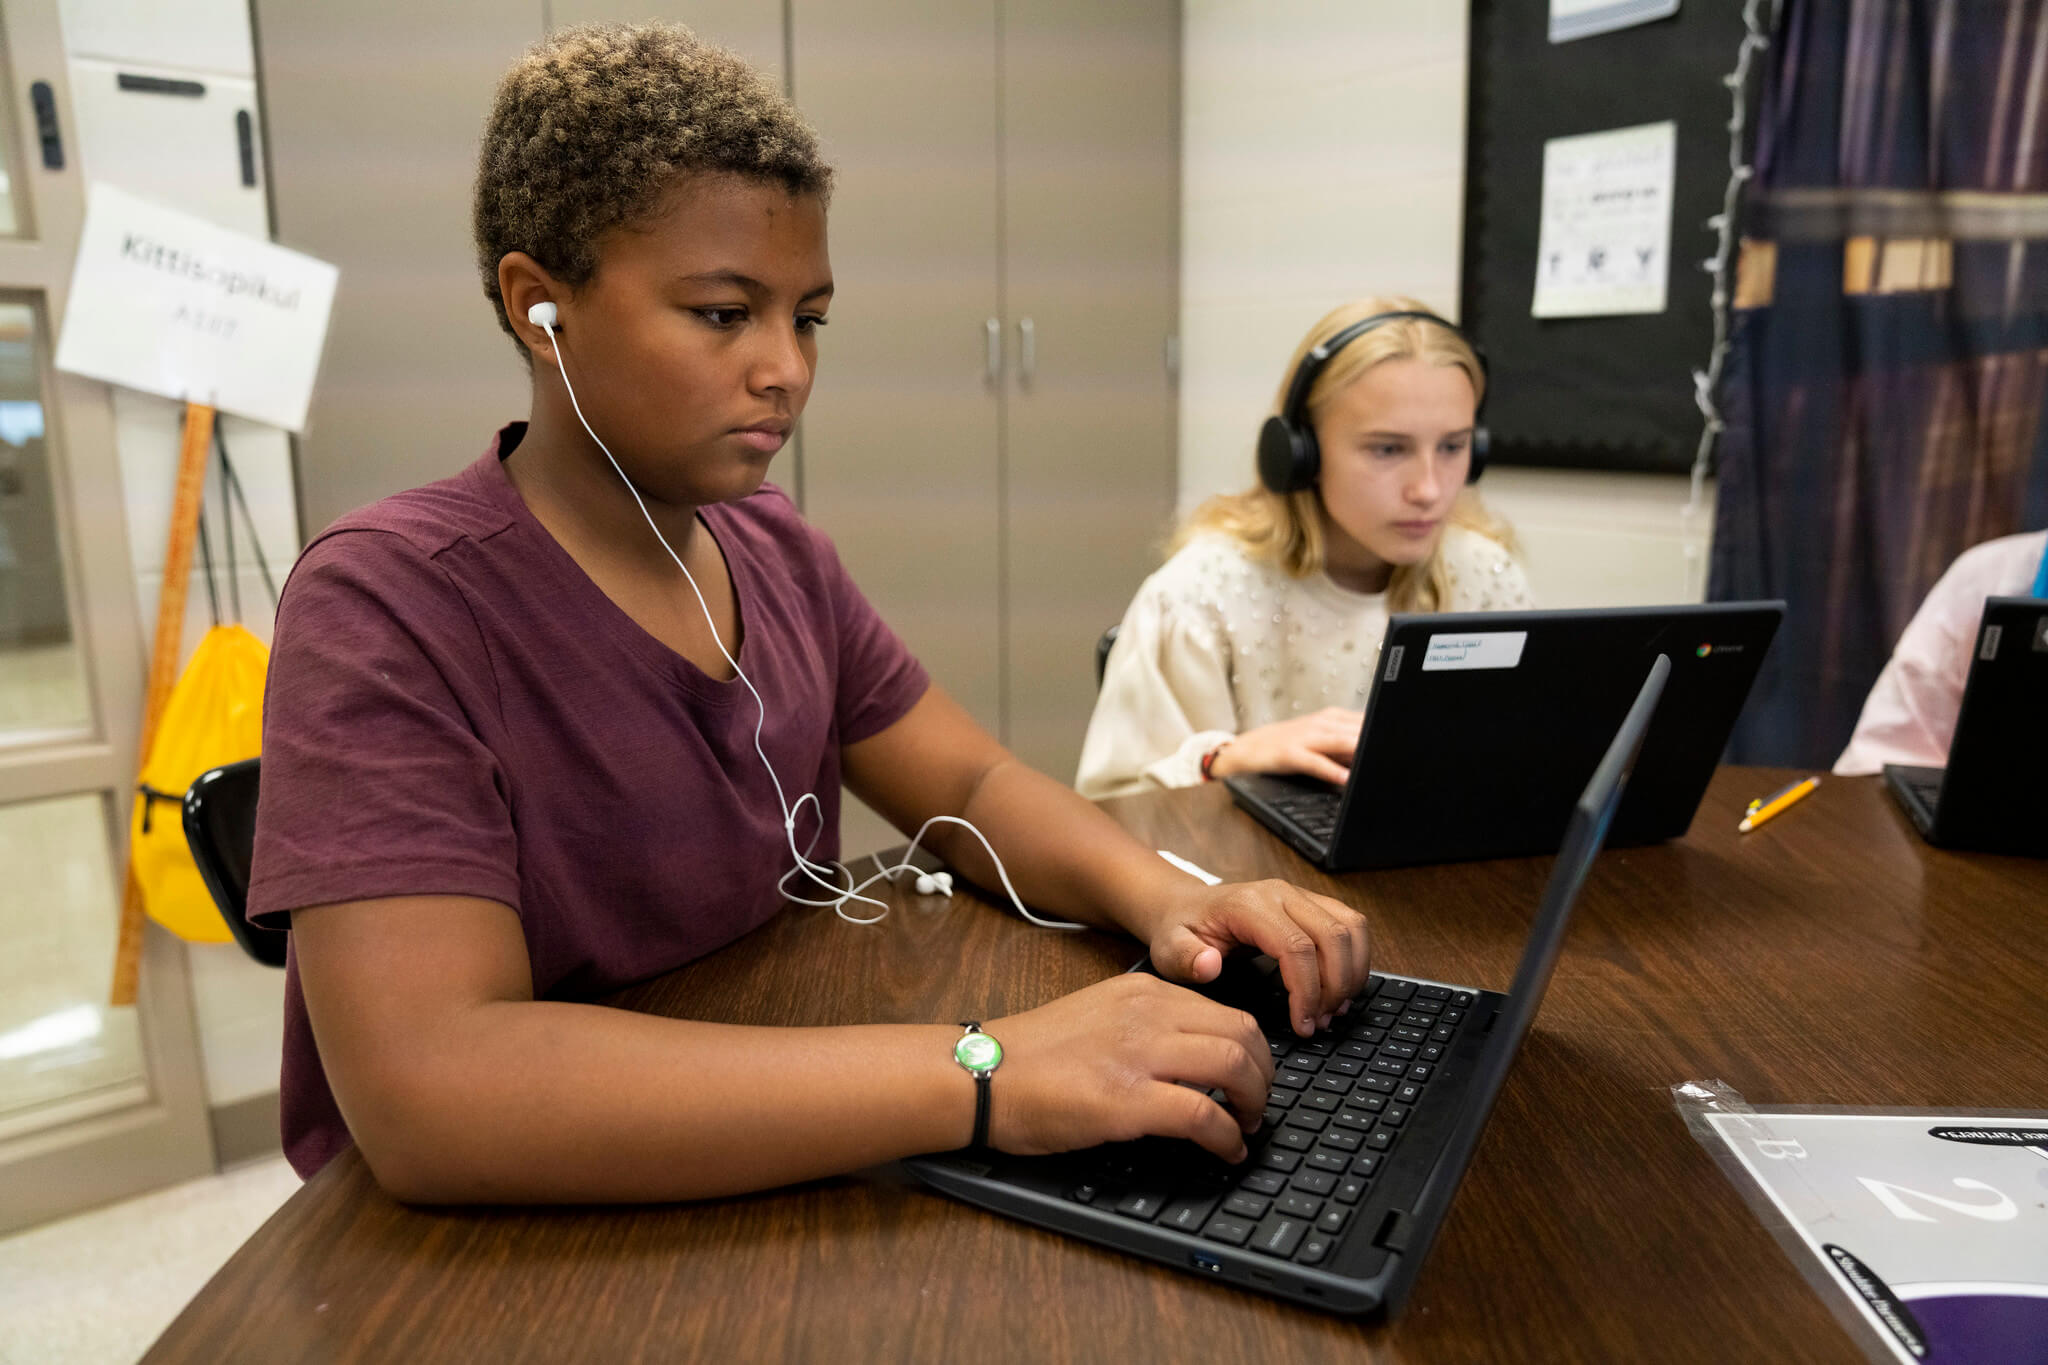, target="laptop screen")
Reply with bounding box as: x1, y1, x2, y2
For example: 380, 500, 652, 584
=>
1388, 652, 1670, 1289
